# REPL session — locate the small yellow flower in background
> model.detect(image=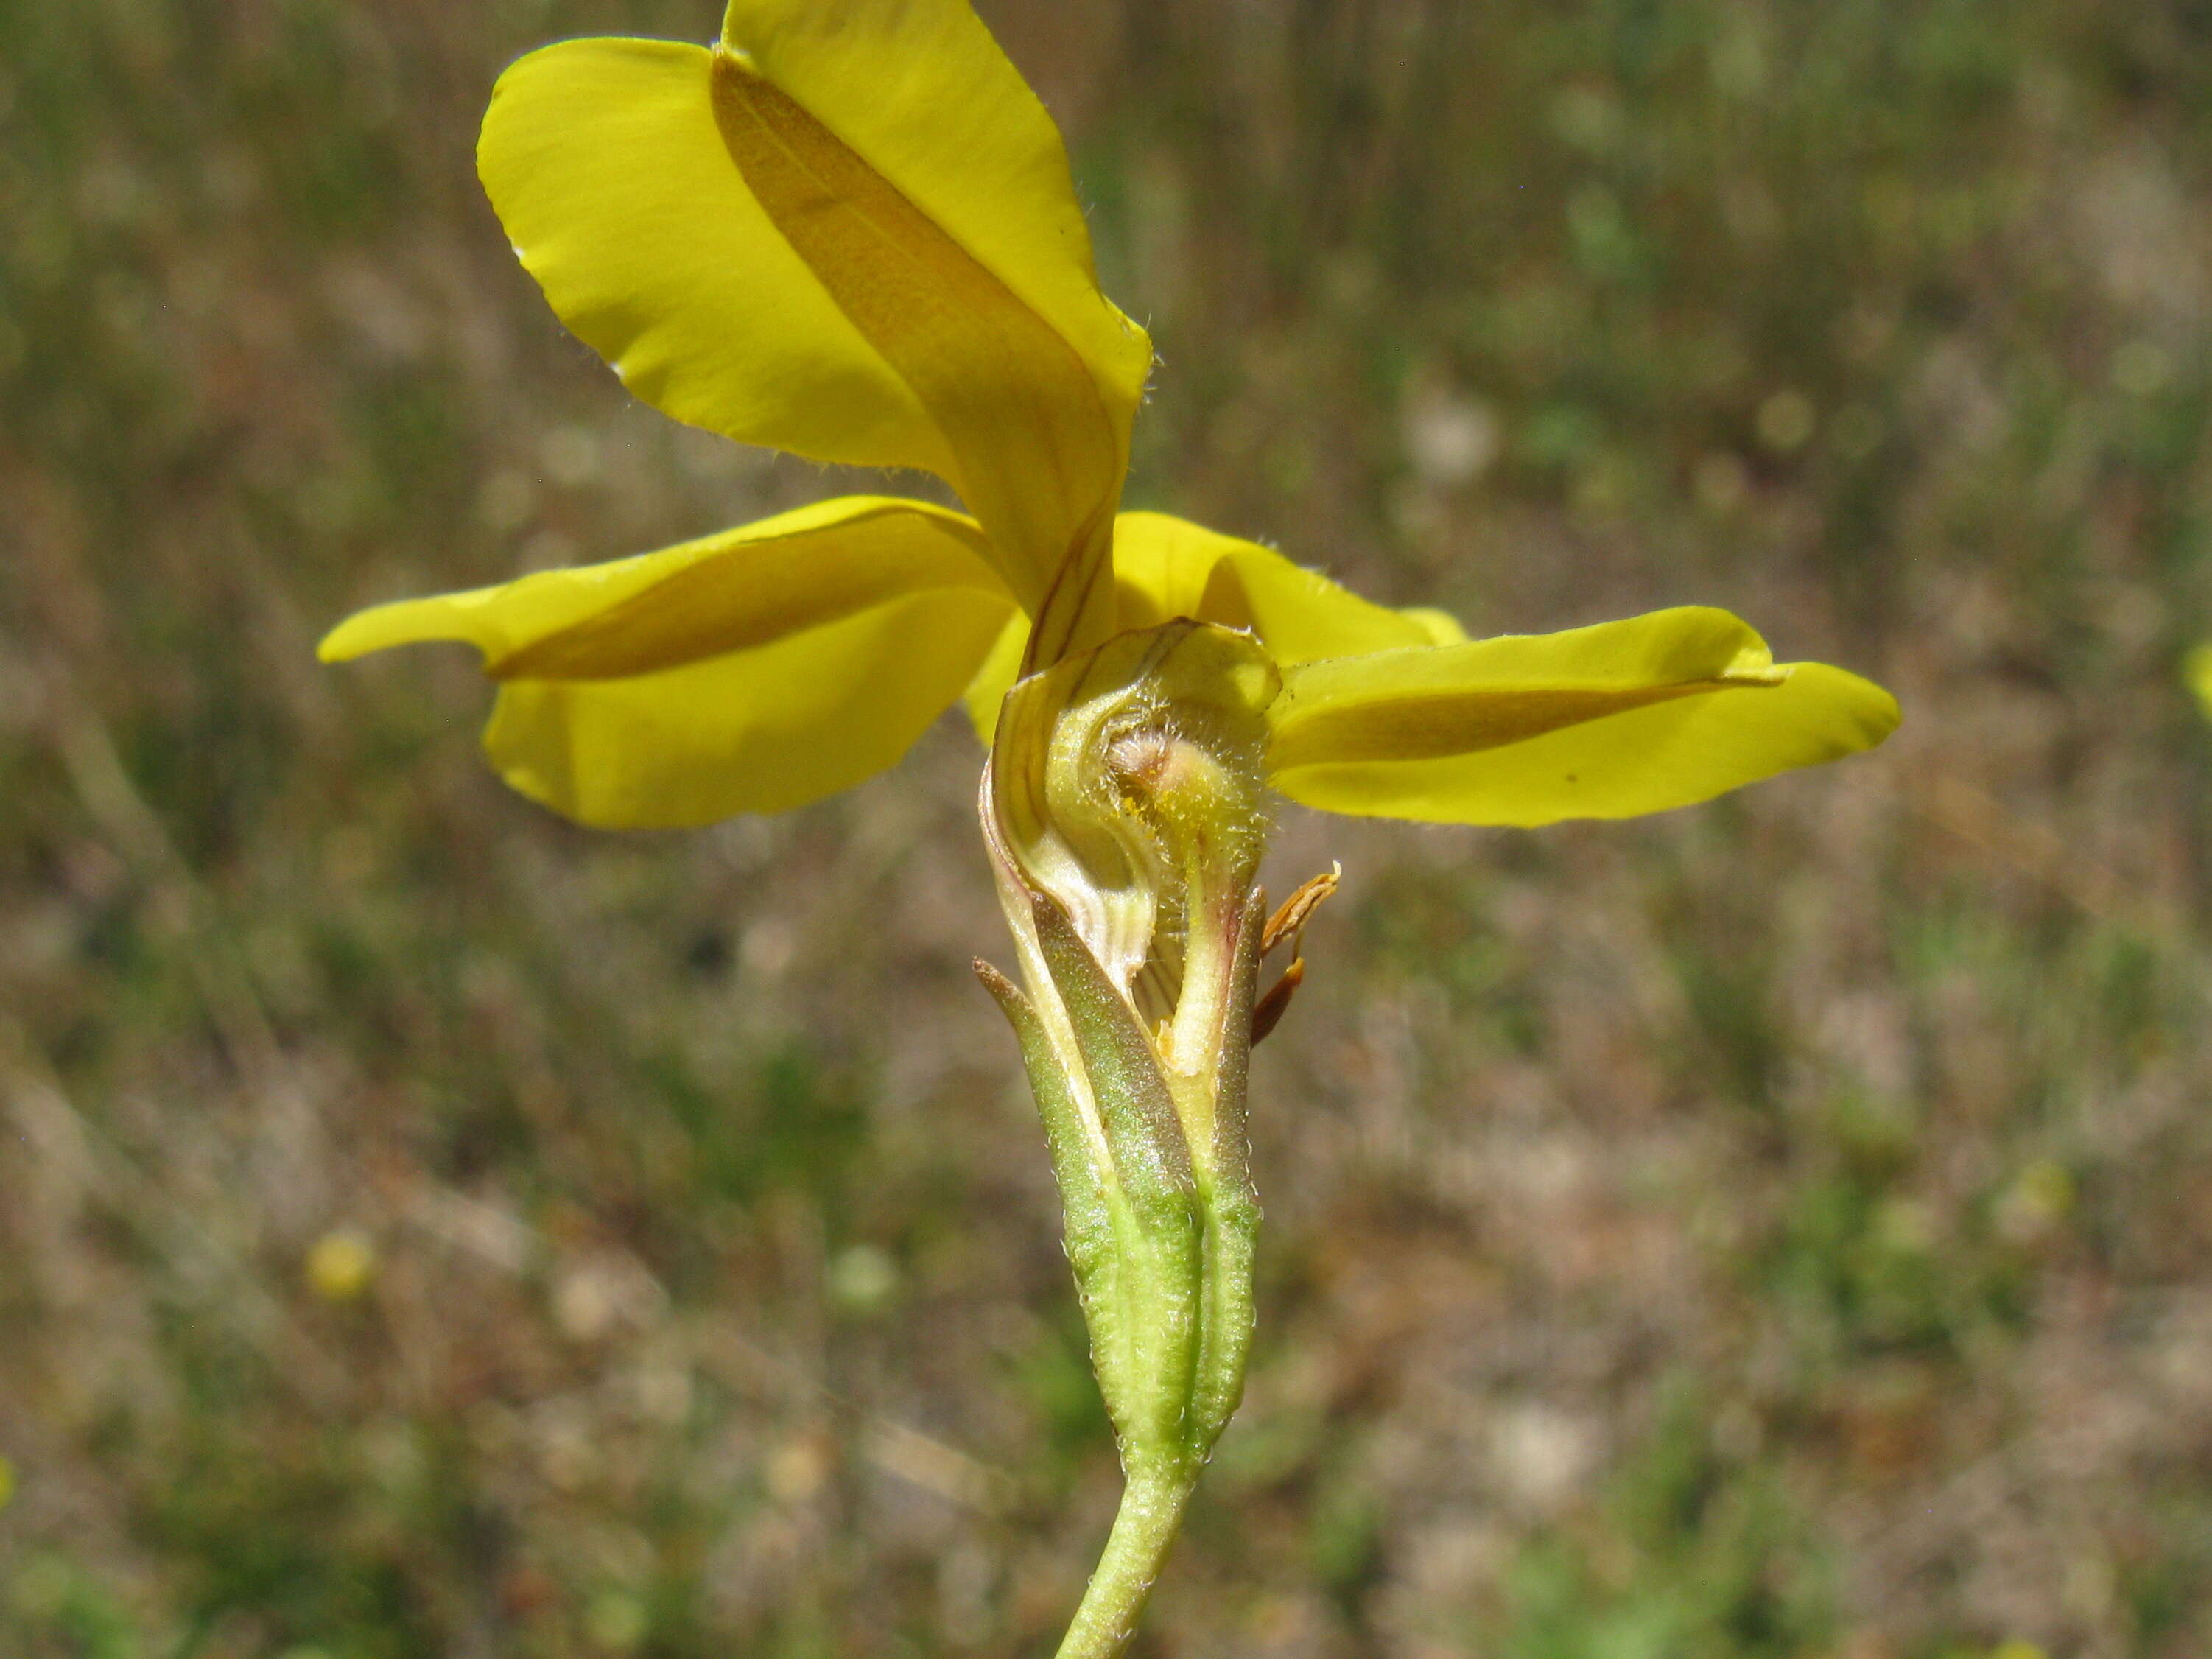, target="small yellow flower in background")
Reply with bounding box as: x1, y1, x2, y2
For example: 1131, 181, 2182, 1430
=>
1990, 1642, 2048, 1659
317, 4, 1898, 1652
304, 1229, 377, 1302
2185, 642, 2212, 721
0, 1452, 17, 1512
1995, 1157, 2075, 1244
